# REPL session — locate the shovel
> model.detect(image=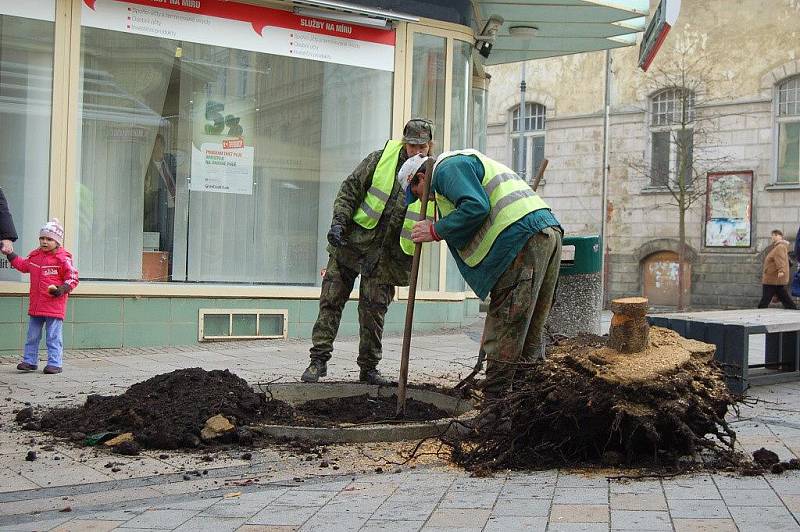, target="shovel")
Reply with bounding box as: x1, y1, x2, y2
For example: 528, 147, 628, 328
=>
396, 168, 432, 417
